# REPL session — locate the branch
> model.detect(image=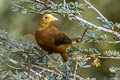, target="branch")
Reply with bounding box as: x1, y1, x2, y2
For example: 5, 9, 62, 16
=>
83, 0, 111, 25
34, 0, 50, 9
75, 16, 120, 39
73, 59, 78, 80
31, 64, 82, 79
98, 56, 120, 59
80, 27, 89, 42
88, 54, 120, 59
31, 64, 62, 76
63, 0, 66, 6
